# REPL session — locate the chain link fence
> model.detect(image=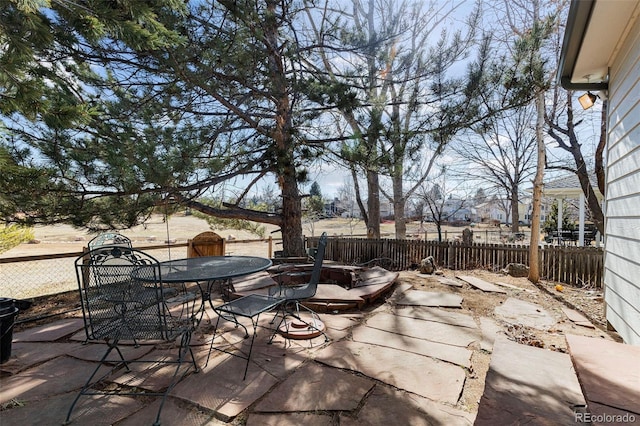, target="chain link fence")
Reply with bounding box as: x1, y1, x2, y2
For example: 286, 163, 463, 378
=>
0, 239, 276, 301
0, 246, 185, 300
